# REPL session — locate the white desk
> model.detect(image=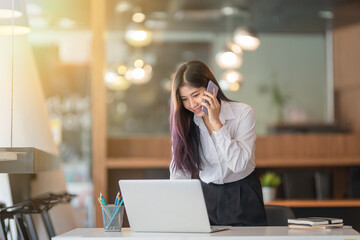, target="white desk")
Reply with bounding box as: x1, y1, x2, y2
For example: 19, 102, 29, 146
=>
53, 227, 359, 240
